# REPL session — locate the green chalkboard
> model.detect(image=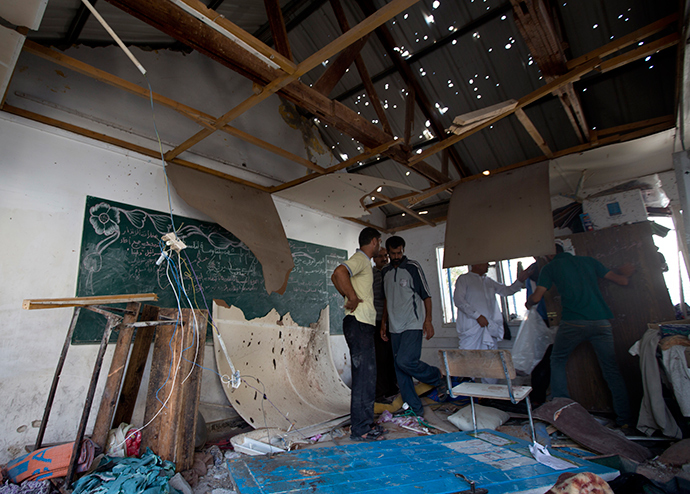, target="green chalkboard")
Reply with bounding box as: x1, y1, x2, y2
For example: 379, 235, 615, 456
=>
73, 196, 347, 343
